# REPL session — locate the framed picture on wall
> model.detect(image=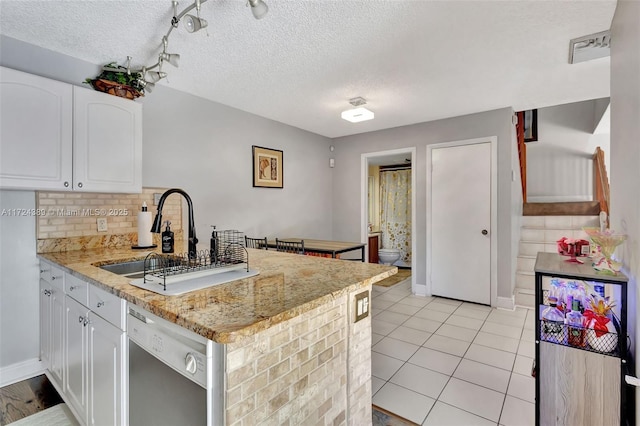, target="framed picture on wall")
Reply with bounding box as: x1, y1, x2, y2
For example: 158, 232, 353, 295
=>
252, 146, 283, 188
523, 109, 538, 142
